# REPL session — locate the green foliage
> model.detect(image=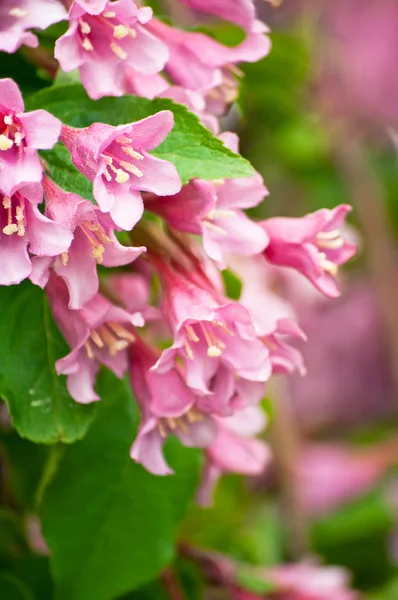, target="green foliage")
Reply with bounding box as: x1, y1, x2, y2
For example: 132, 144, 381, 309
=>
26, 84, 254, 200
0, 283, 95, 444
40, 370, 201, 600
